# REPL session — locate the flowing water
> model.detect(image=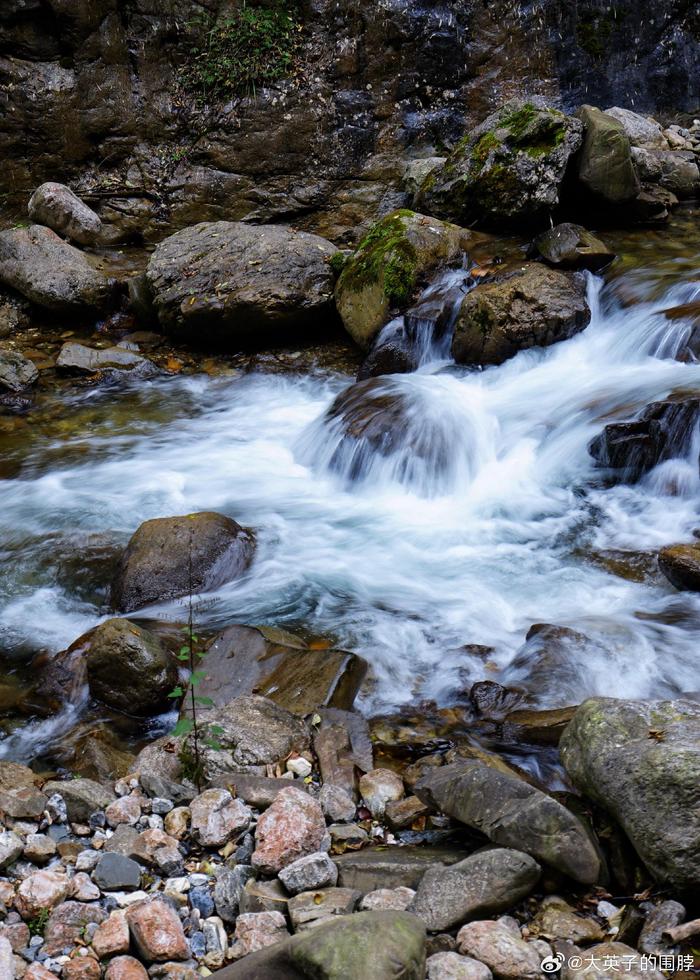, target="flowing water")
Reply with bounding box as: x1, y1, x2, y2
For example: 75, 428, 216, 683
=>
1, 213, 700, 762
